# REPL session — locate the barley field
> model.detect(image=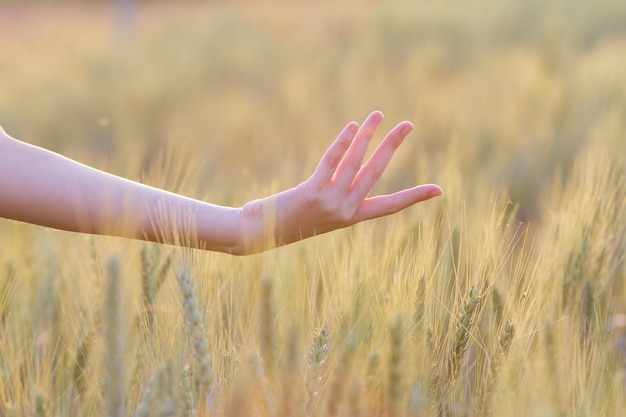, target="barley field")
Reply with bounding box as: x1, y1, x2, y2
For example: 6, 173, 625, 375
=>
0, 1, 625, 416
